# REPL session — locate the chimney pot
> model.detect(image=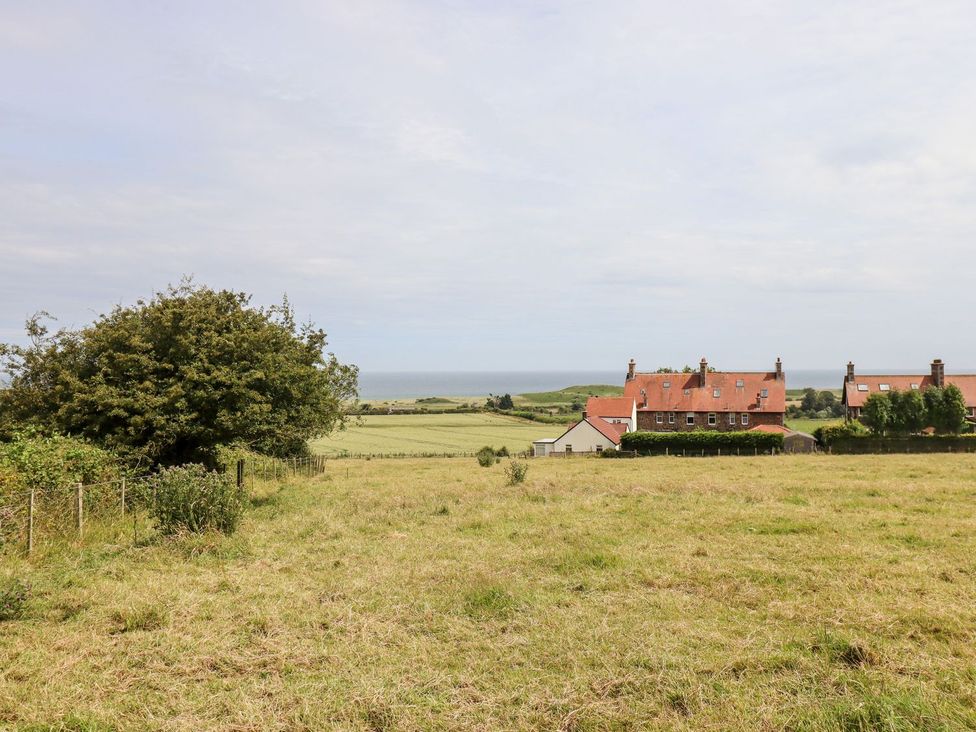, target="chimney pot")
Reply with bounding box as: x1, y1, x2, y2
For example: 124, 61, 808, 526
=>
931, 359, 945, 388
627, 358, 636, 382
775, 357, 783, 381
